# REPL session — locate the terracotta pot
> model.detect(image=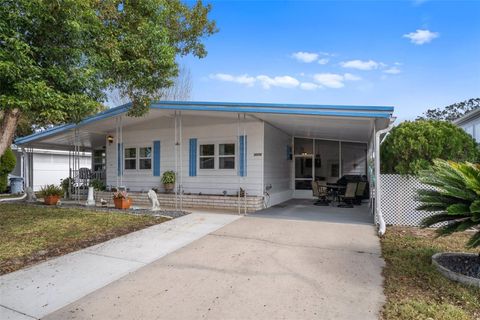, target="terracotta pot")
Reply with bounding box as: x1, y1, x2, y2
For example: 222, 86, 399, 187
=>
44, 195, 60, 205
113, 197, 131, 209
164, 183, 175, 193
